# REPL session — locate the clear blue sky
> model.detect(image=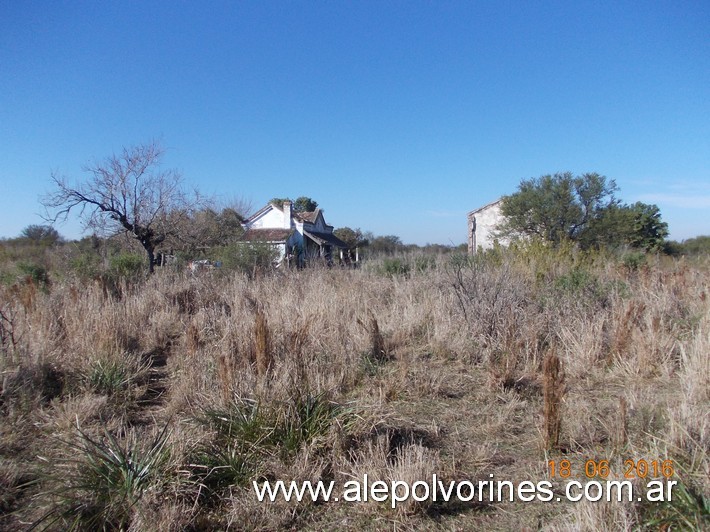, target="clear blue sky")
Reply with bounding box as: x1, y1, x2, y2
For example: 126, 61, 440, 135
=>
1, 1, 708, 245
